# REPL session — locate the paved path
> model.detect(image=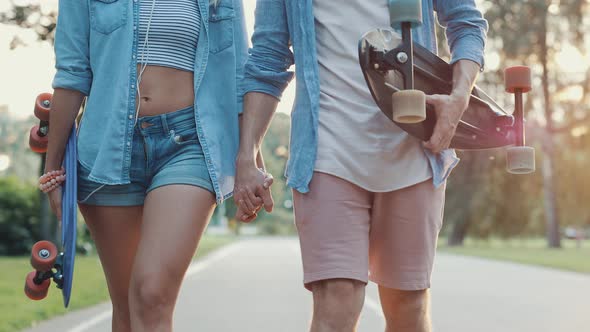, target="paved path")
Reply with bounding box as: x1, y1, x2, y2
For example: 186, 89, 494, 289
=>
24, 238, 590, 331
